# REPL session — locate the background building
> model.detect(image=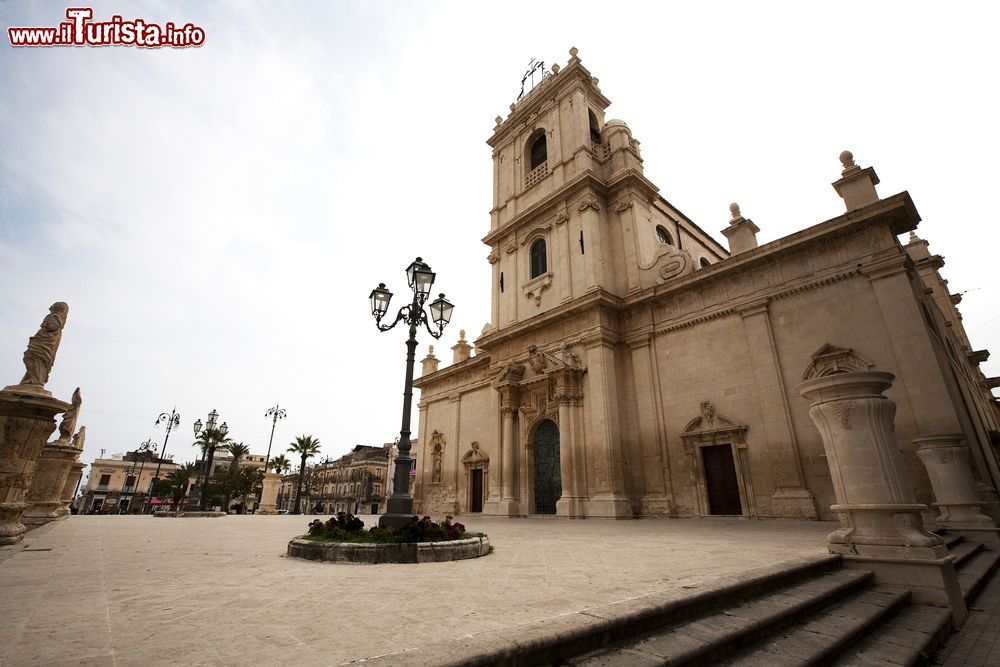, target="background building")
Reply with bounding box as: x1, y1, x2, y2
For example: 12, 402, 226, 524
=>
81, 450, 179, 514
